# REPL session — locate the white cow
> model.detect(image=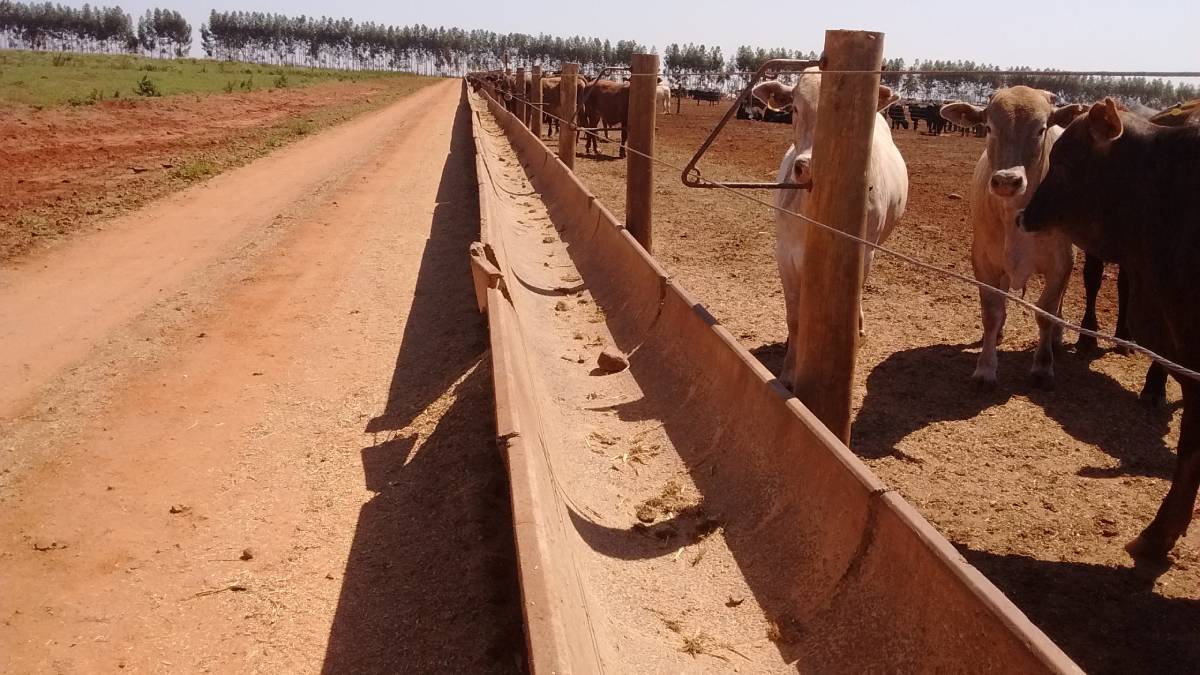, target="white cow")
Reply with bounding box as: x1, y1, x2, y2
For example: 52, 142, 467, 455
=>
656, 78, 672, 115
940, 87, 1086, 389
752, 67, 909, 391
